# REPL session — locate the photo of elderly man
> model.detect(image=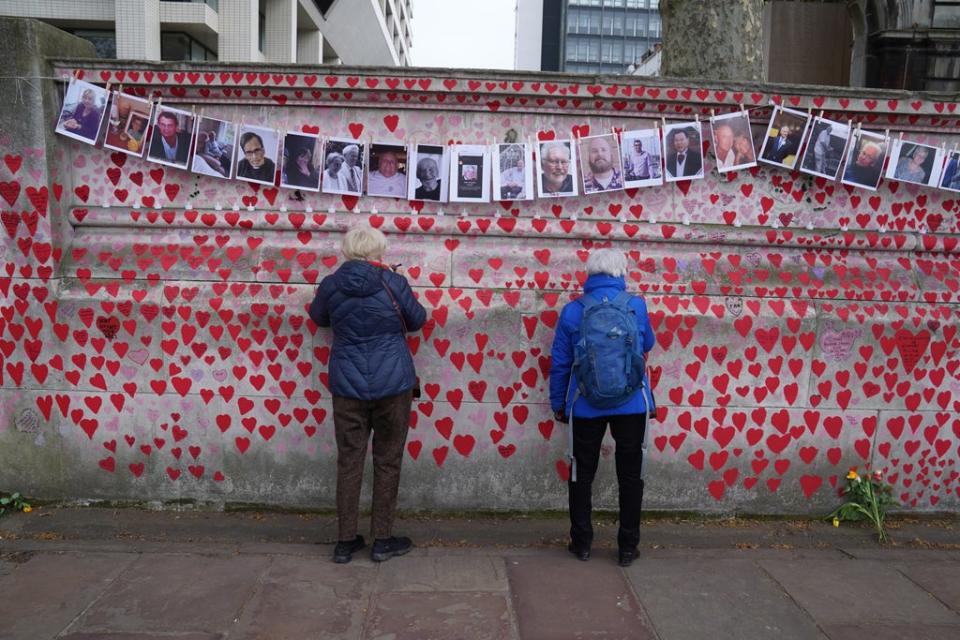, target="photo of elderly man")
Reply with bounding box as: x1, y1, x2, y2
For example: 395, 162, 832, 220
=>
537, 140, 578, 197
